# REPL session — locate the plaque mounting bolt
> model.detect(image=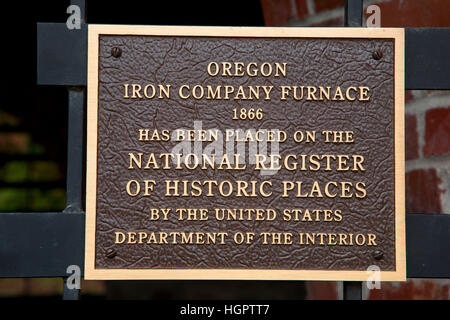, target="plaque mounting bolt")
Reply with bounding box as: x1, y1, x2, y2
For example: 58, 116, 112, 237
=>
106, 248, 117, 259
372, 49, 383, 60
111, 47, 122, 58
373, 250, 383, 260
